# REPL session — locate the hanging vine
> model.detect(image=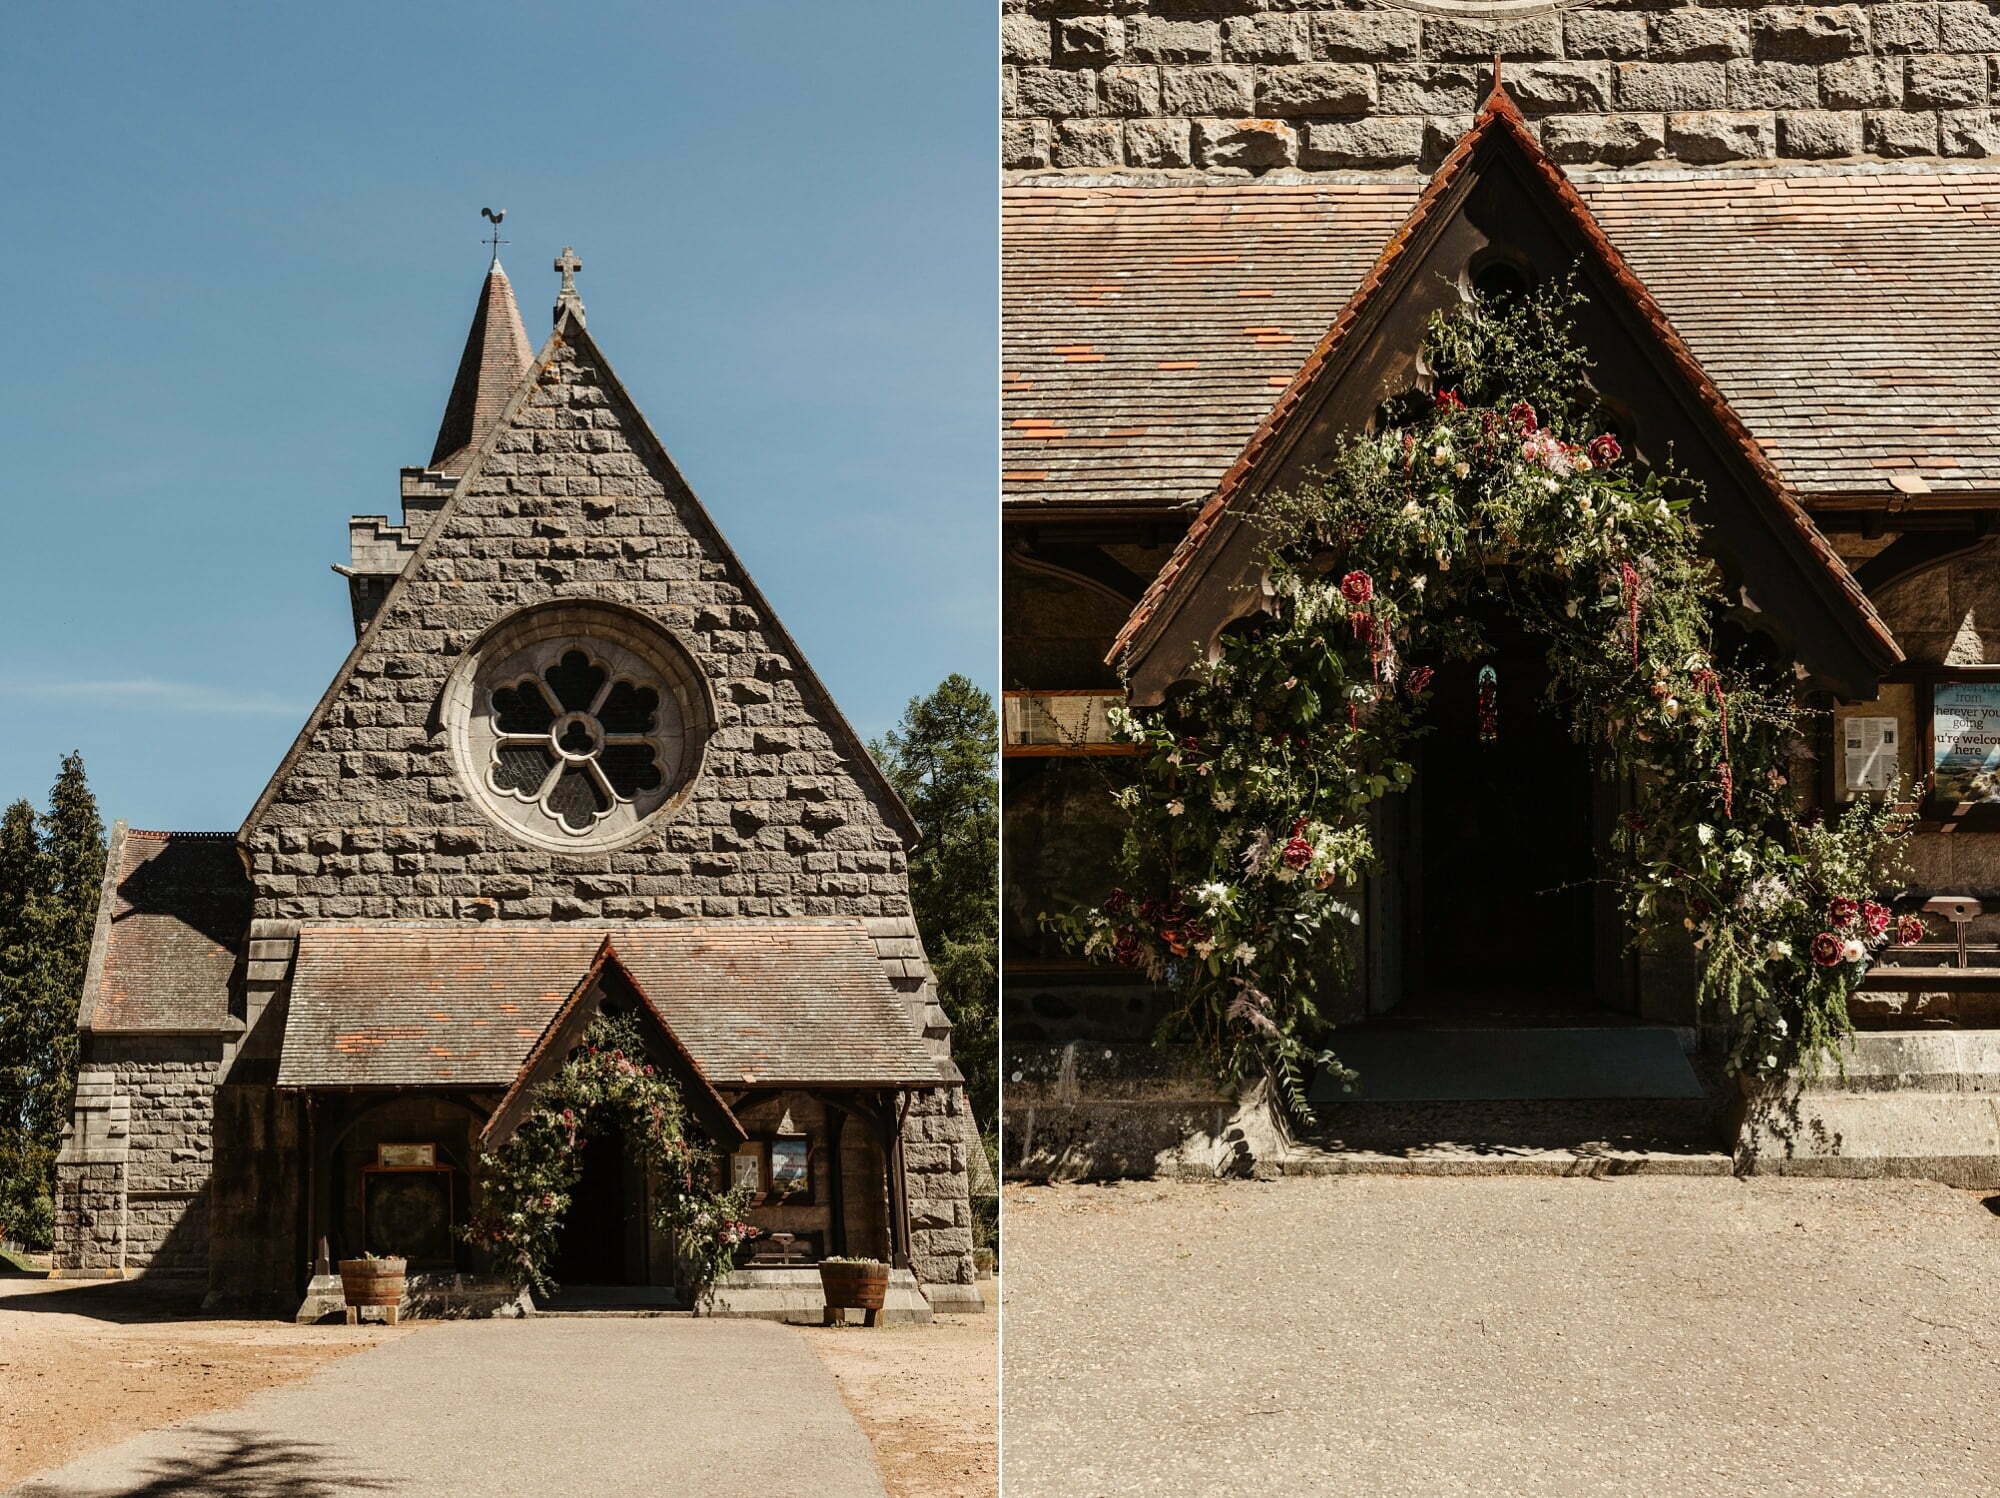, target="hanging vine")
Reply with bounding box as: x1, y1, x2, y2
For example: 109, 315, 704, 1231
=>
465, 1012, 758, 1309
1049, 283, 1918, 1116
